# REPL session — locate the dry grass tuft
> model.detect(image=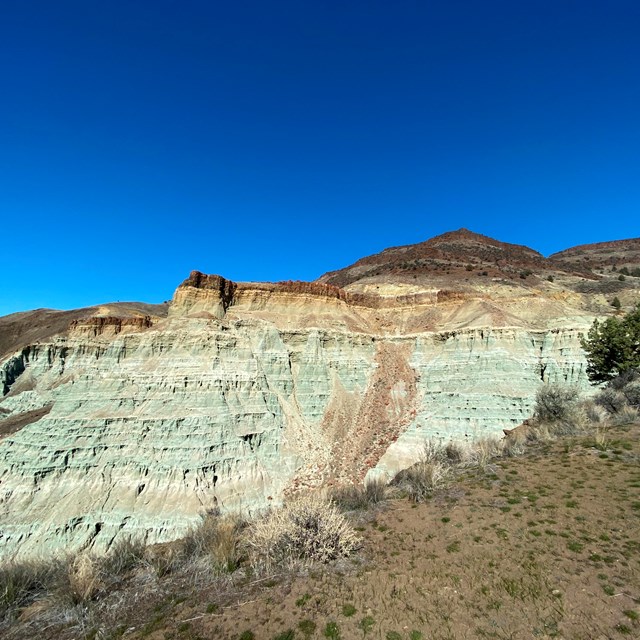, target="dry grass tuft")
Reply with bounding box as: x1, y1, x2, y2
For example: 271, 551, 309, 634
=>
393, 461, 451, 502
610, 405, 639, 426
63, 554, 103, 604
179, 513, 246, 574
101, 537, 146, 577
443, 441, 466, 464
469, 436, 505, 467
0, 558, 61, 618
331, 479, 388, 511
